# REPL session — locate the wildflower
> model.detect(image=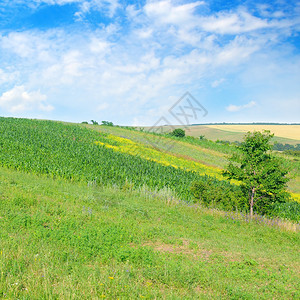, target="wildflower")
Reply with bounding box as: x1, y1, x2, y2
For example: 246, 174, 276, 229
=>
108, 276, 114, 280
